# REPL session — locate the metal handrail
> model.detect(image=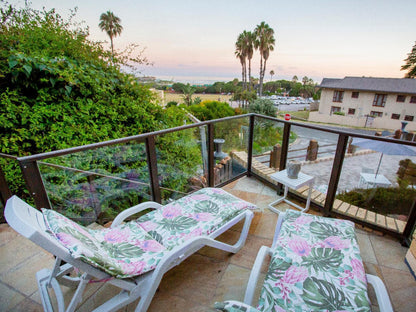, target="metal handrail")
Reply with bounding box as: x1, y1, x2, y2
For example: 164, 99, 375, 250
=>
2, 113, 416, 245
